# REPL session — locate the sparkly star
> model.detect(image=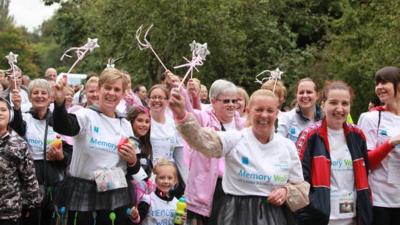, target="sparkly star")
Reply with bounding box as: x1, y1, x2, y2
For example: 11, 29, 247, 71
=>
270, 68, 283, 80
84, 38, 100, 52
5, 52, 18, 64
190, 40, 210, 60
